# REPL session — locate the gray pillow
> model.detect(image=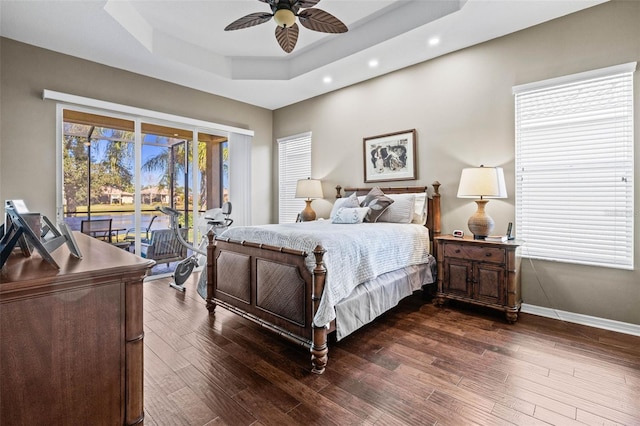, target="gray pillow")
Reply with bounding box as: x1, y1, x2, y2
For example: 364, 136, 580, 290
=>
360, 187, 394, 223
329, 192, 360, 219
